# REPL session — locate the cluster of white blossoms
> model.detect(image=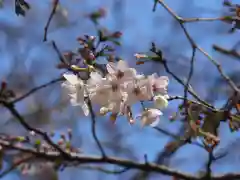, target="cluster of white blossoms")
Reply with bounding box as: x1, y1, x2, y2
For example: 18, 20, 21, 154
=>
62, 60, 169, 127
